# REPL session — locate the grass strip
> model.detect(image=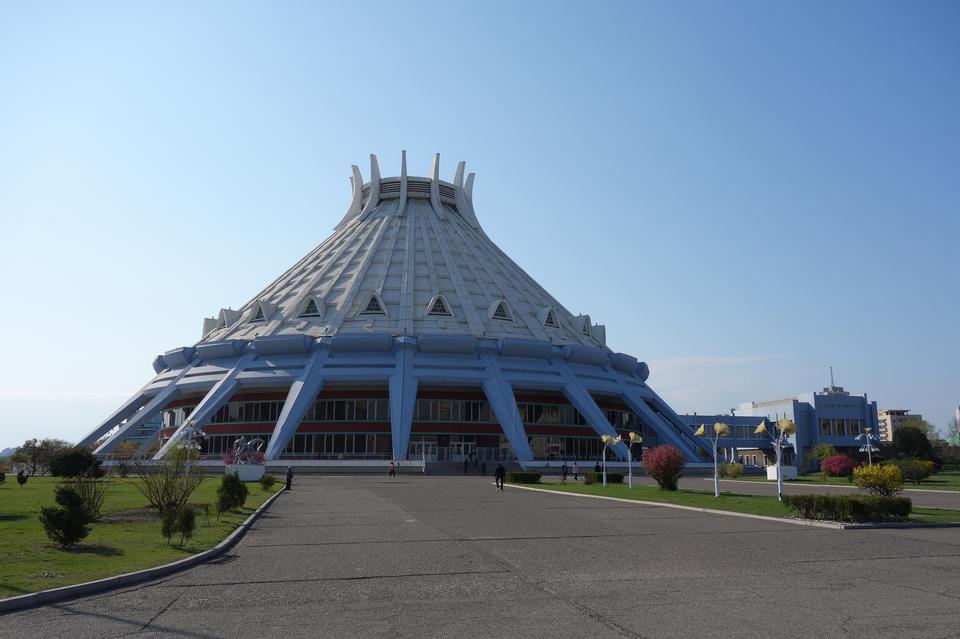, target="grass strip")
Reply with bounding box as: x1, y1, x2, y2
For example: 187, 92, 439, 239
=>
0, 476, 276, 597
